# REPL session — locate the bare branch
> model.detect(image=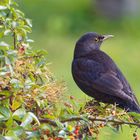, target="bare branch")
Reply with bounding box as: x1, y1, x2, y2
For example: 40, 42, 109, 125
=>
39, 116, 140, 127
39, 118, 58, 126
13, 32, 16, 49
